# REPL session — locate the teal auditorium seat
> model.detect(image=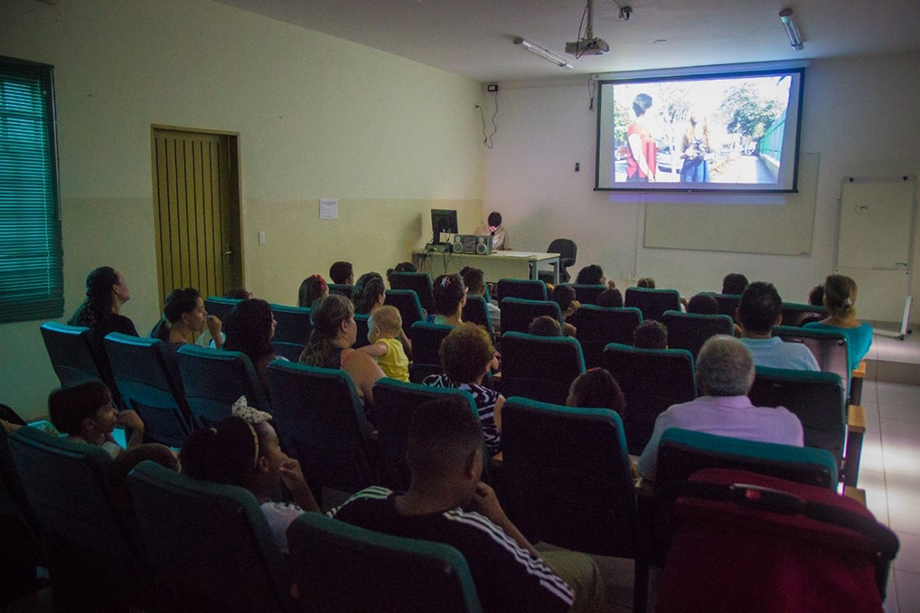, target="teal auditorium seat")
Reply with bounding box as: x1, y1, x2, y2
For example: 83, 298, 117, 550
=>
497, 278, 547, 301
748, 367, 850, 483
177, 345, 271, 426
662, 310, 735, 358
566, 283, 606, 305
270, 304, 313, 345
267, 361, 377, 493
781, 301, 827, 327
328, 283, 355, 298
500, 332, 585, 405
40, 321, 125, 408
271, 341, 305, 362
499, 297, 564, 335
104, 332, 194, 447
773, 325, 852, 401
574, 305, 643, 368
655, 428, 839, 490
602, 343, 697, 456
203, 296, 241, 323
409, 321, 453, 383
709, 293, 741, 319
373, 379, 490, 490
461, 295, 495, 338
288, 513, 482, 613
127, 460, 292, 613
385, 289, 425, 335
500, 397, 646, 612
625, 287, 681, 322
9, 426, 151, 611
389, 271, 435, 314
354, 312, 371, 348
